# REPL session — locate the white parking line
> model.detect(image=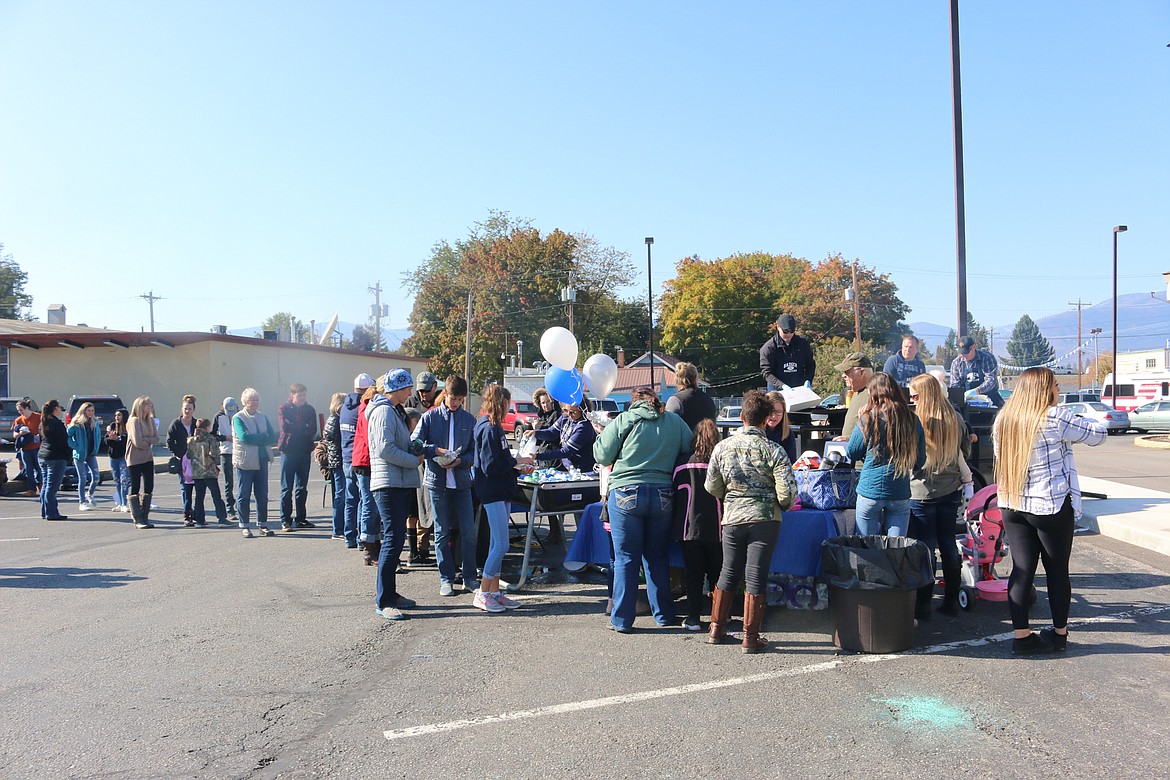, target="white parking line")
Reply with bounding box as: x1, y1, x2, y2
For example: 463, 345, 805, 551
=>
383, 603, 1170, 741
0, 537, 41, 542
